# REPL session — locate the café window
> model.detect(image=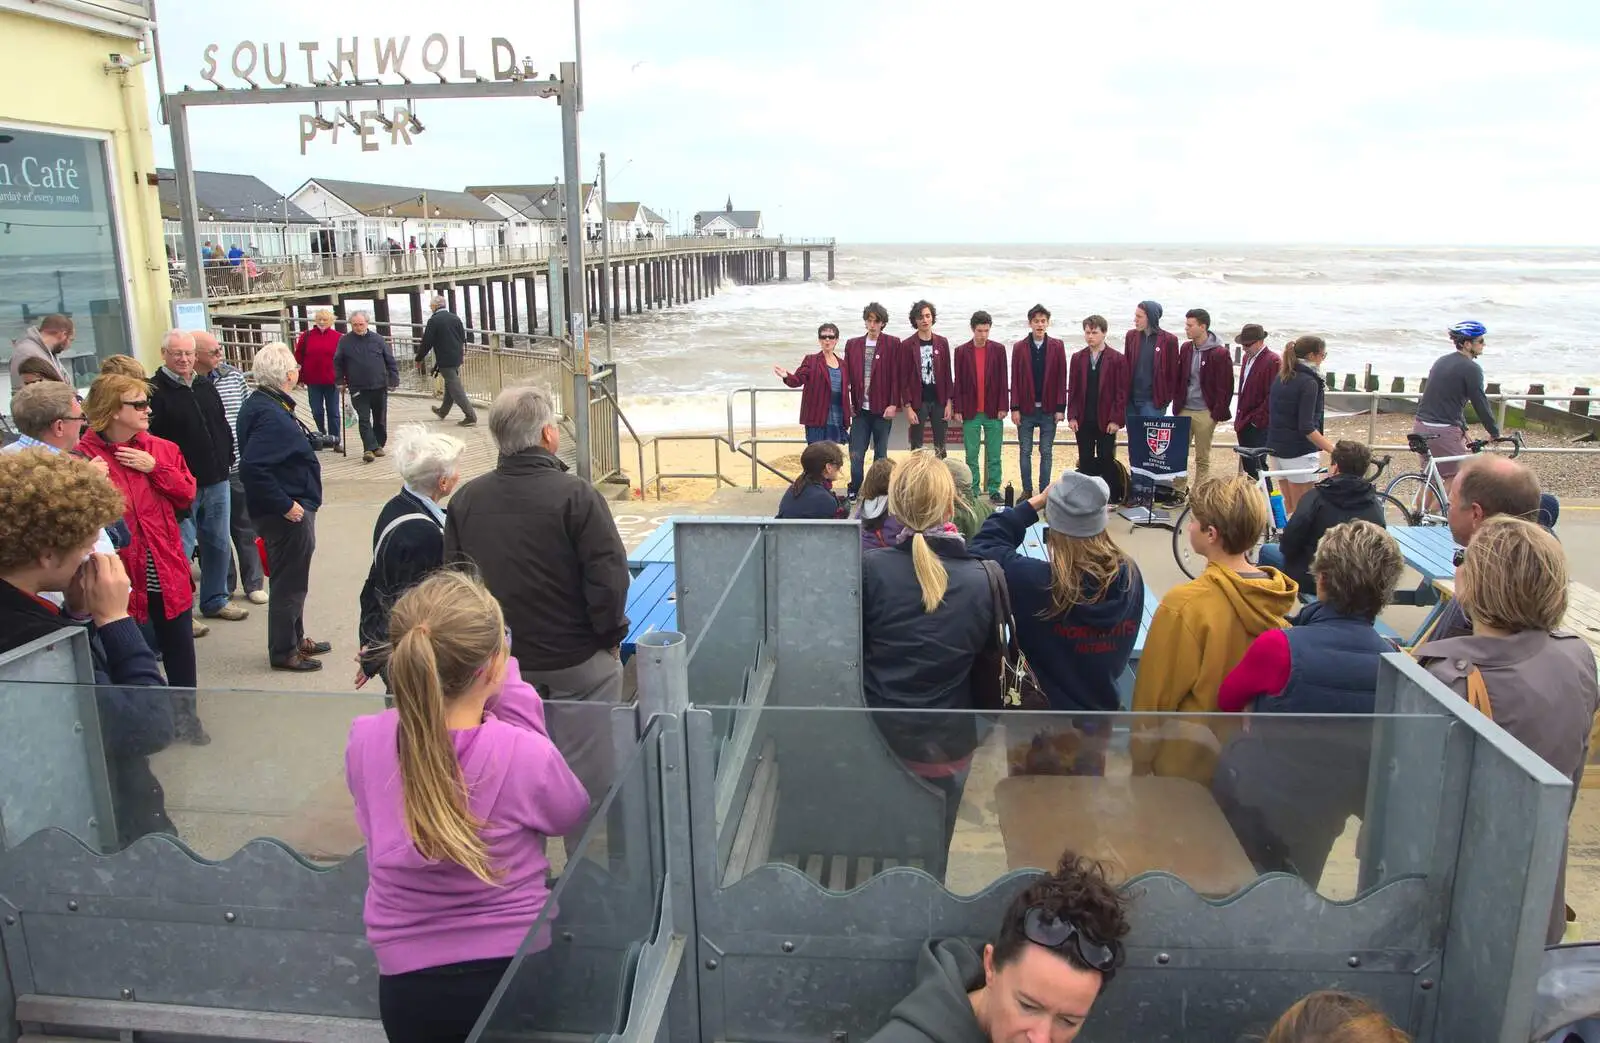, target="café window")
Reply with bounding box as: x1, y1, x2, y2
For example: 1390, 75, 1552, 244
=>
1, 125, 133, 388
